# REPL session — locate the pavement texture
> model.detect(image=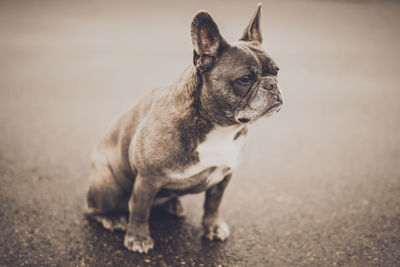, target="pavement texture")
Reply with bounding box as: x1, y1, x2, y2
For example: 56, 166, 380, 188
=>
0, 0, 400, 266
